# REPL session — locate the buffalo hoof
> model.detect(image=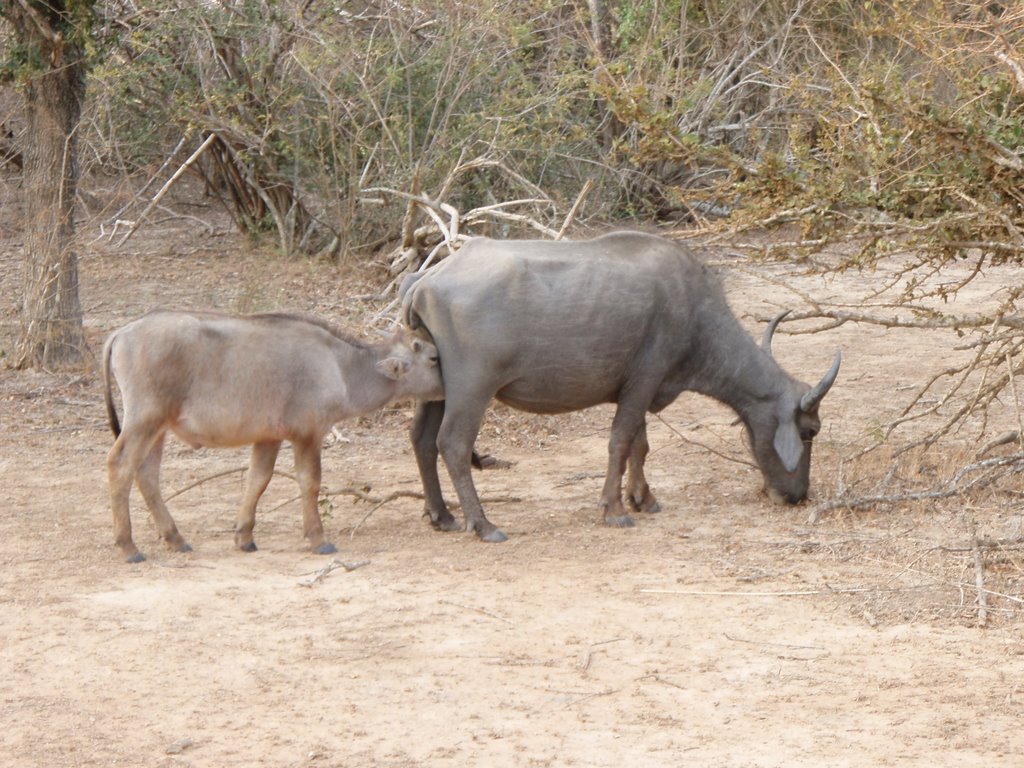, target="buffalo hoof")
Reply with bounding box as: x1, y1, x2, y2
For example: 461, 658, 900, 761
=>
124, 551, 146, 564
313, 542, 338, 555
478, 527, 509, 543
427, 510, 461, 532
239, 542, 258, 553
472, 519, 508, 542
604, 514, 636, 528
